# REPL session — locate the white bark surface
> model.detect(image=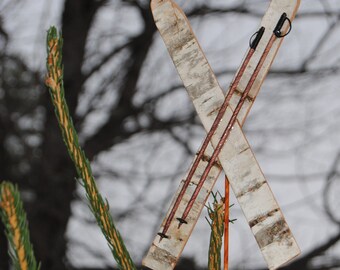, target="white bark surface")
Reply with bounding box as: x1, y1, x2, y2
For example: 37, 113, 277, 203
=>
143, 1, 301, 269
